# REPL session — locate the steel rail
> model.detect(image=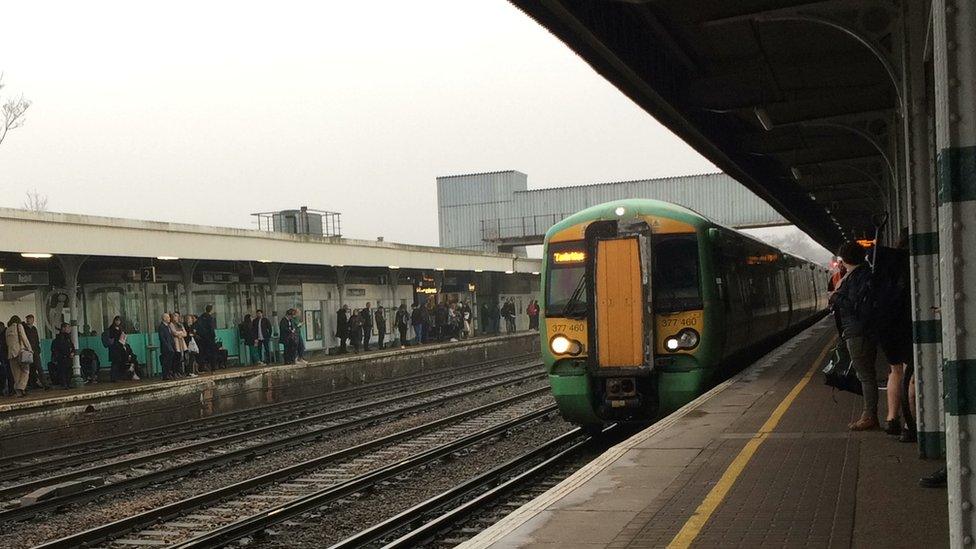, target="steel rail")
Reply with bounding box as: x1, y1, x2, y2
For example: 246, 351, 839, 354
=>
329, 428, 588, 549
0, 370, 545, 522
0, 352, 537, 477
36, 388, 554, 549
170, 406, 559, 549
